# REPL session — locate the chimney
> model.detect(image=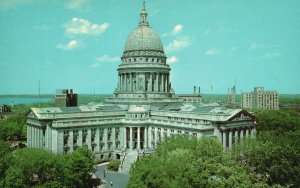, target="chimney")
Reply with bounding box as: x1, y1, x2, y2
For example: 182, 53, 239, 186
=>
194, 86, 196, 94
198, 87, 200, 94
